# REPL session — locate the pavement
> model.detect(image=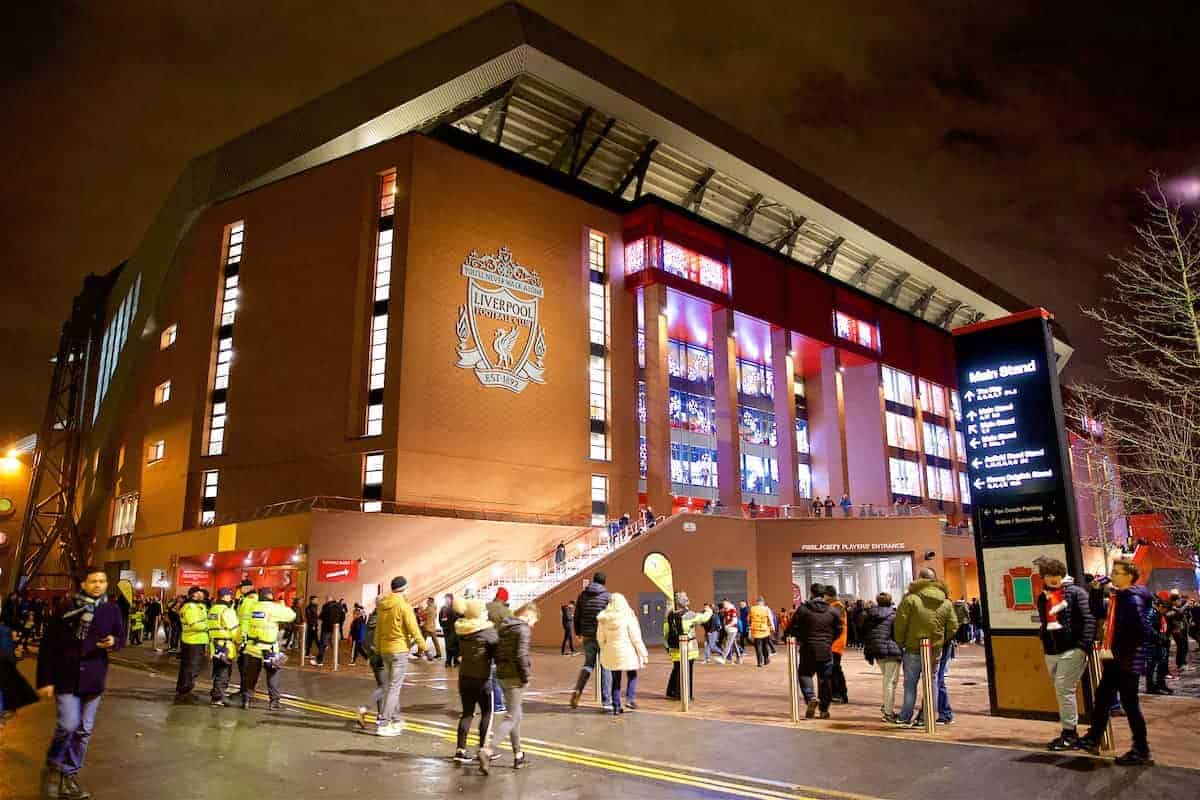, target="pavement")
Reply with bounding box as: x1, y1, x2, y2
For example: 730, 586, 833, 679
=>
2, 639, 1198, 800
